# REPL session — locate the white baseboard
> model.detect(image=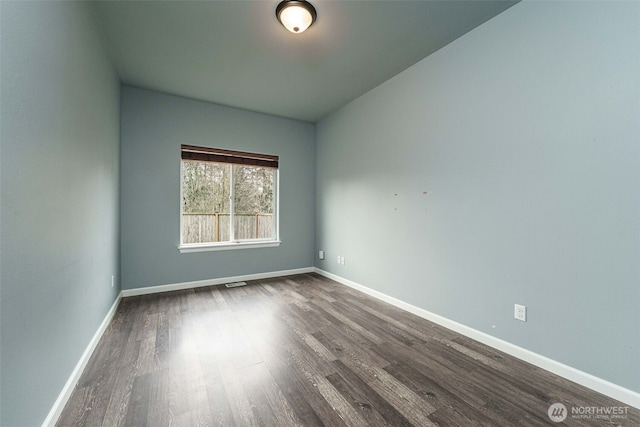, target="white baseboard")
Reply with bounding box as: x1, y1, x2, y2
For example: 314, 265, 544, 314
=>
313, 268, 640, 410
121, 267, 315, 297
42, 293, 123, 427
